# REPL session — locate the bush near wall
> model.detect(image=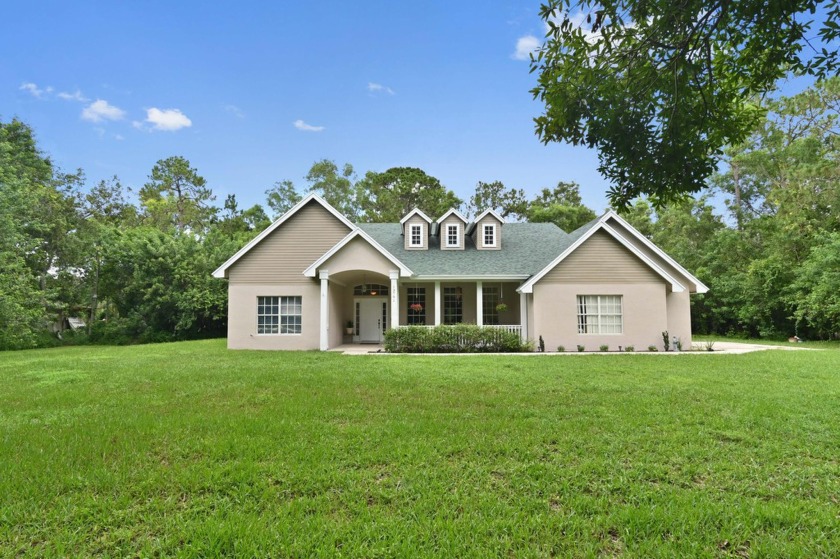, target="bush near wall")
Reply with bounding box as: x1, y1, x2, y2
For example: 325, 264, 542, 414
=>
384, 325, 531, 353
